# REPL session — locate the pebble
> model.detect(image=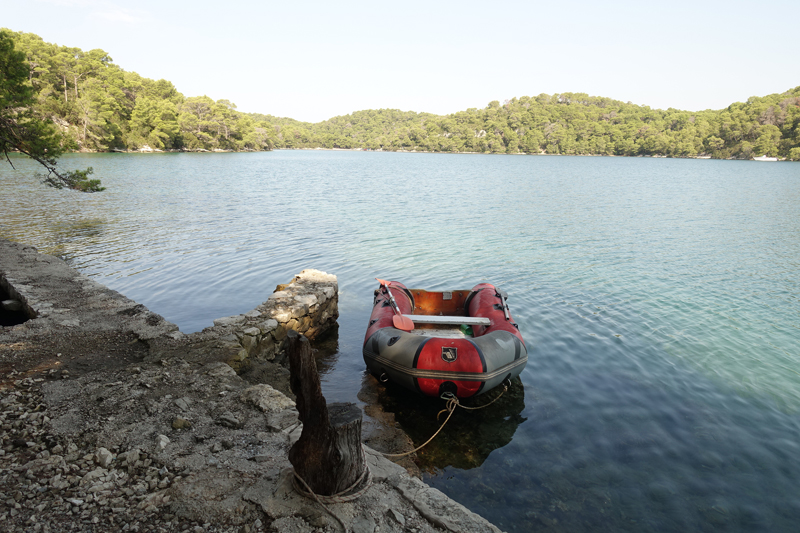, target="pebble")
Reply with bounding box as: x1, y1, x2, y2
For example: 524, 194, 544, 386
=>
0, 378, 243, 533
155, 435, 170, 452
389, 508, 406, 526
172, 417, 192, 430
216, 414, 241, 429
96, 447, 114, 468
